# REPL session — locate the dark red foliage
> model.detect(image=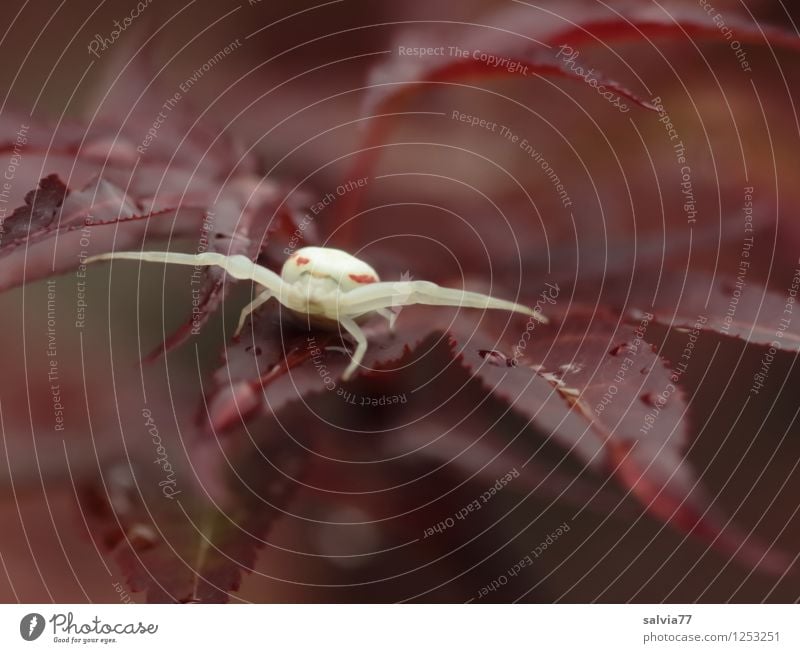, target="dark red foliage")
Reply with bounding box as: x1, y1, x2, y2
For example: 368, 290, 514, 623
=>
79, 433, 306, 603
338, 33, 659, 231
3, 1, 800, 603
603, 272, 800, 352
1, 175, 68, 244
